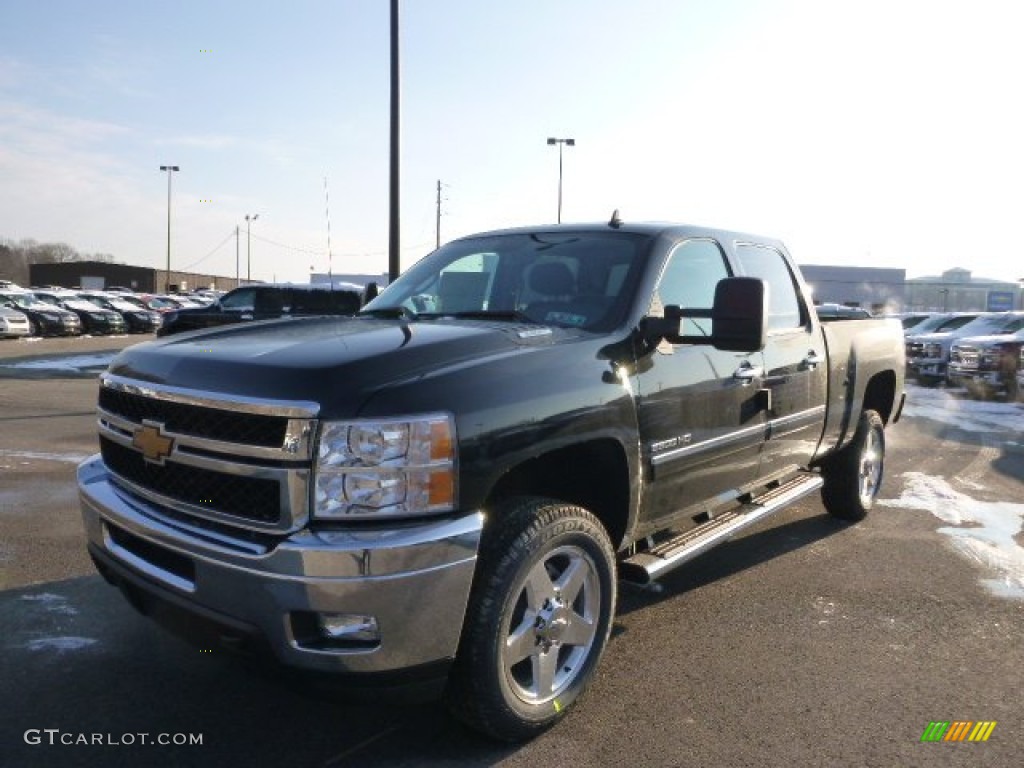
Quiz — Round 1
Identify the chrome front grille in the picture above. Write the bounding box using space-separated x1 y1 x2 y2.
96 373 319 533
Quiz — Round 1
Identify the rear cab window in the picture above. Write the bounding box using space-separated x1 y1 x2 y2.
733 243 808 332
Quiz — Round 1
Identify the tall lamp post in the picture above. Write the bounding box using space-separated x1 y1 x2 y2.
245 214 259 283
159 165 179 291
546 137 575 223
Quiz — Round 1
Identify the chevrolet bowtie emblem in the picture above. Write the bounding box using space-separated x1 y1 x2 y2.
133 421 175 465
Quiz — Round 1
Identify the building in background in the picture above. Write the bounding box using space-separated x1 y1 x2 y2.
29 261 238 293
904 268 1022 312
310 272 389 290
799 265 907 314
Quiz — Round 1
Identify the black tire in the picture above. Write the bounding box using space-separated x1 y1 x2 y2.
820 409 885 521
446 497 616 742
27 318 39 336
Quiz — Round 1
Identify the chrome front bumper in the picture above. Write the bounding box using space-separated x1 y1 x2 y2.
79 454 483 675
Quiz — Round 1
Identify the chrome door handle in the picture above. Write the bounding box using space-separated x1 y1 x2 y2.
733 365 764 383
803 351 823 369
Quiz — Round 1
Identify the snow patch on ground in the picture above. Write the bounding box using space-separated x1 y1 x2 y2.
0 449 91 464
20 592 78 616
26 636 98 652
903 384 1024 436
1 353 115 372
879 472 1024 599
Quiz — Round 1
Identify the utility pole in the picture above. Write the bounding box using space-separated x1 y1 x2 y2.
546 138 575 223
436 179 442 249
235 225 240 287
388 0 401 282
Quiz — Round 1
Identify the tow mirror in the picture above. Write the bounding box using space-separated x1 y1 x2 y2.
642 277 767 352
708 277 767 352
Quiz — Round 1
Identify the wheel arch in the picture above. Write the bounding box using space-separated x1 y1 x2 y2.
484 438 632 550
862 370 897 425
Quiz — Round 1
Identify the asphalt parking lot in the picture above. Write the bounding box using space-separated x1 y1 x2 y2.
0 343 1021 767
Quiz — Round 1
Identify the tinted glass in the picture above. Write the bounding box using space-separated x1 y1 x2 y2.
651 239 730 336
366 232 650 331
734 244 804 330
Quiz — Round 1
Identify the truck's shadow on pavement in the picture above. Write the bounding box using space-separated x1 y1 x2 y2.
0 575 516 767
616 512 848 618
1 513 847 767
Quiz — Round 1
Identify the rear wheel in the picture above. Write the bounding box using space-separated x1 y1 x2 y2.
821 410 885 522
446 497 616 742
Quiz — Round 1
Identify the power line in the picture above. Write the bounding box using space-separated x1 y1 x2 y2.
249 231 328 256
180 230 235 270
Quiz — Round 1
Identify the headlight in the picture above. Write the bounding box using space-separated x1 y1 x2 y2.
314 413 456 520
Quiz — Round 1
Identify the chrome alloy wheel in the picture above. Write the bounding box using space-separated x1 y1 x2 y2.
501 544 601 704
857 424 884 506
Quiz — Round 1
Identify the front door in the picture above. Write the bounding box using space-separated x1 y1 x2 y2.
635 239 766 531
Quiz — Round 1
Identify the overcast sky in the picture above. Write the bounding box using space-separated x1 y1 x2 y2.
1 0 1022 284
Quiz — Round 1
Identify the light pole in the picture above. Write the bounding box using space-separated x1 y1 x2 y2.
546 137 575 223
159 165 179 291
245 214 259 283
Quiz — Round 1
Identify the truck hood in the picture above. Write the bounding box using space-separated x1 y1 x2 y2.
907 331 957 343
107 315 575 416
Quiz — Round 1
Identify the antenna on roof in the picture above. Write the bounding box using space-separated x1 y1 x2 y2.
608 209 623 229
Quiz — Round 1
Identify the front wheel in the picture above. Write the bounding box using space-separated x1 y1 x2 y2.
446 497 616 742
820 409 885 521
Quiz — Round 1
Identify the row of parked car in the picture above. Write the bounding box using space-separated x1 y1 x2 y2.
0 284 220 338
0 281 370 340
900 310 1024 400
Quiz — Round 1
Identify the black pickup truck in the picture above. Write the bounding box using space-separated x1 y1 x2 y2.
78 218 905 741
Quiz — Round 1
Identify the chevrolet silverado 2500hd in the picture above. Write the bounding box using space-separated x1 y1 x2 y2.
79 218 905 741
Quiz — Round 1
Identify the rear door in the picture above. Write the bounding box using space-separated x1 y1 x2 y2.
732 243 827 481
635 238 766 527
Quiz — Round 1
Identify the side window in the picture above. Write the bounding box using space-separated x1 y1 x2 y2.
220 288 256 310
651 239 730 337
254 289 287 314
733 244 804 331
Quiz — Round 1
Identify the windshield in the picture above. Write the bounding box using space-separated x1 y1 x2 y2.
956 313 1024 335
2 293 50 310
363 231 650 331
926 314 977 333
65 300 105 312
107 300 140 312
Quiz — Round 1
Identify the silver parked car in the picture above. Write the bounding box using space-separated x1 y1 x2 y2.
0 304 31 337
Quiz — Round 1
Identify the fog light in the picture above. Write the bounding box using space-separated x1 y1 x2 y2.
318 613 380 644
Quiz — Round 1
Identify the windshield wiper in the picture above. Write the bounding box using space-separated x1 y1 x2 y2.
358 306 418 320
441 310 536 323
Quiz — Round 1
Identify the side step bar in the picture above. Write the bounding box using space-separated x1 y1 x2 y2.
619 472 824 585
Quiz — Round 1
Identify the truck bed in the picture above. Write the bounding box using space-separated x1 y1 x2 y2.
815 316 906 460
